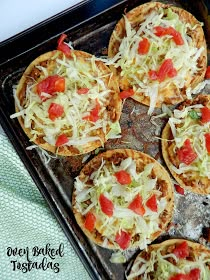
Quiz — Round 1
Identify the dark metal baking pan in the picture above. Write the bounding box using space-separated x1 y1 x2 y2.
0 0 209 279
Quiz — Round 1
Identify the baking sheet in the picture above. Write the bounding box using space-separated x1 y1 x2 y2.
0 0 209 279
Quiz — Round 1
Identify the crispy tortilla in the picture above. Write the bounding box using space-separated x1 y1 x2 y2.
162 94 210 195
108 1 207 108
72 148 174 250
127 239 210 279
14 50 122 156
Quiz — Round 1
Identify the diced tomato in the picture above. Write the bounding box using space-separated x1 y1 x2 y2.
114 170 132 185
83 99 100 122
138 37 150 55
148 59 177 82
172 241 189 259
146 194 158 212
169 28 184 45
201 107 210 123
99 194 114 217
174 183 184 194
115 230 131 250
119 88 134 99
55 134 69 147
177 139 197 165
148 70 158 80
128 194 145 216
77 88 89 94
205 66 210 79
188 268 200 280
57 33 67 46
57 33 71 57
48 103 64 121
154 26 168 37
89 99 100 122
168 67 178 77
37 75 65 100
205 133 210 153
154 26 184 45
84 212 96 232
174 184 185 195
157 59 177 82
57 43 71 57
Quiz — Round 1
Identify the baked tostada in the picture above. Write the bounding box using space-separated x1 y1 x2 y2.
11 38 122 156
108 2 207 114
72 148 174 250
126 238 210 279
162 94 210 195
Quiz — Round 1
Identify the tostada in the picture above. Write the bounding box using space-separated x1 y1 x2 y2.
162 94 210 195
72 148 174 250
108 2 207 114
126 238 210 279
11 38 122 156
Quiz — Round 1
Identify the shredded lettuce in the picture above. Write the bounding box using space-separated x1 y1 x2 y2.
105 121 121 140
110 251 127 264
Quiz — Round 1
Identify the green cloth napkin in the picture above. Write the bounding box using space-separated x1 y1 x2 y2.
0 132 91 280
